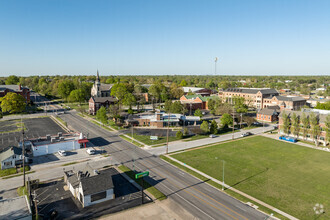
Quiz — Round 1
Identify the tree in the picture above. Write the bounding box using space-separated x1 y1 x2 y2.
301 113 309 140
170 83 184 99
282 112 291 135
123 93 136 110
170 101 183 114
194 109 203 117
179 80 187 87
96 106 108 125
183 127 189 137
200 121 210 134
164 100 172 112
5 75 19 85
111 83 128 103
176 131 183 139
0 92 26 113
69 89 85 103
215 103 232 115
243 116 256 127
58 80 75 101
325 115 330 146
210 120 218 134
310 113 321 145
291 113 300 138
233 97 248 113
221 113 233 129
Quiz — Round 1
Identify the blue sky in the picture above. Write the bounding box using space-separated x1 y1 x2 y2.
0 0 329 76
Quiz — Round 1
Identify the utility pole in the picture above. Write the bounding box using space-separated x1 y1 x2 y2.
166 112 170 154
232 107 235 140
131 125 133 143
21 118 25 187
32 190 38 219
214 57 218 75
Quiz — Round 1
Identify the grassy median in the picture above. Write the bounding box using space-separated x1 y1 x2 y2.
118 165 167 201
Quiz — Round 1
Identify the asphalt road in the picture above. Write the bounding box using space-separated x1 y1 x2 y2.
60 113 270 220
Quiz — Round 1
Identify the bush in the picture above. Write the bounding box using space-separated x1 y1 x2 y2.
183 127 189 136
176 131 183 139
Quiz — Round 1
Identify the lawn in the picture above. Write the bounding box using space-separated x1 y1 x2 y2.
131 134 179 146
171 136 330 220
65 102 89 111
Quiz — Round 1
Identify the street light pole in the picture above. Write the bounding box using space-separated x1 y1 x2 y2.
166 112 170 154
215 157 225 191
232 107 235 140
21 118 25 187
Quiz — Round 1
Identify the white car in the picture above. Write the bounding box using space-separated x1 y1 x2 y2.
58 150 67 156
209 134 217 138
86 148 96 155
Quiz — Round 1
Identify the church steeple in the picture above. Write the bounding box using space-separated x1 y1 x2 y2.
96 70 100 82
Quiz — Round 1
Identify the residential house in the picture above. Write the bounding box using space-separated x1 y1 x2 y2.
0 147 29 170
0 84 30 103
64 165 114 208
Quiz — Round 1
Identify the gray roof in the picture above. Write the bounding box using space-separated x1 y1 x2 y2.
0 196 31 219
0 147 23 162
99 83 113 92
275 96 306 102
267 105 280 110
0 85 29 92
258 108 278 116
91 96 117 103
224 88 278 95
81 172 114 195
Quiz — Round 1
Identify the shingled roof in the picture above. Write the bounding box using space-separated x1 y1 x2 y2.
80 172 114 195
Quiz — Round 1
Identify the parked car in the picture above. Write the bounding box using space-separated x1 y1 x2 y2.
86 148 96 155
279 135 297 143
58 150 67 156
209 134 217 138
241 132 252 137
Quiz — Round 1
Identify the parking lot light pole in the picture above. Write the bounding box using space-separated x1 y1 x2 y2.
166 112 170 154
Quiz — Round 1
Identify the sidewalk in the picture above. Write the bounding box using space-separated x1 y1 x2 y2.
165 155 298 220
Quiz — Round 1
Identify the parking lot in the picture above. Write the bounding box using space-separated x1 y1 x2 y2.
36 168 151 219
0 117 66 152
31 147 101 167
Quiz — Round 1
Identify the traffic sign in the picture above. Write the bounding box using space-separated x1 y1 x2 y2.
150 136 158 140
135 171 149 179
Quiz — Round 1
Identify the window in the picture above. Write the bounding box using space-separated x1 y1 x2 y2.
91 191 107 202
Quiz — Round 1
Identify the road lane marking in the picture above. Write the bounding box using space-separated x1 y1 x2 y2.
67 114 248 220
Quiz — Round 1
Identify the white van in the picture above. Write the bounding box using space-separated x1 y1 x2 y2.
86 148 96 155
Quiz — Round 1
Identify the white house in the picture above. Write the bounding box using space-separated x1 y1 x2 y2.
0 147 29 170
64 165 115 208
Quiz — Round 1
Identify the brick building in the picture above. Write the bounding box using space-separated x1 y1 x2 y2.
256 107 280 122
278 110 329 146
263 96 306 110
0 84 30 103
180 95 211 111
221 88 279 109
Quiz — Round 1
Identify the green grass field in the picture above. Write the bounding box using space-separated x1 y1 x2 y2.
172 136 330 220
131 133 179 146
